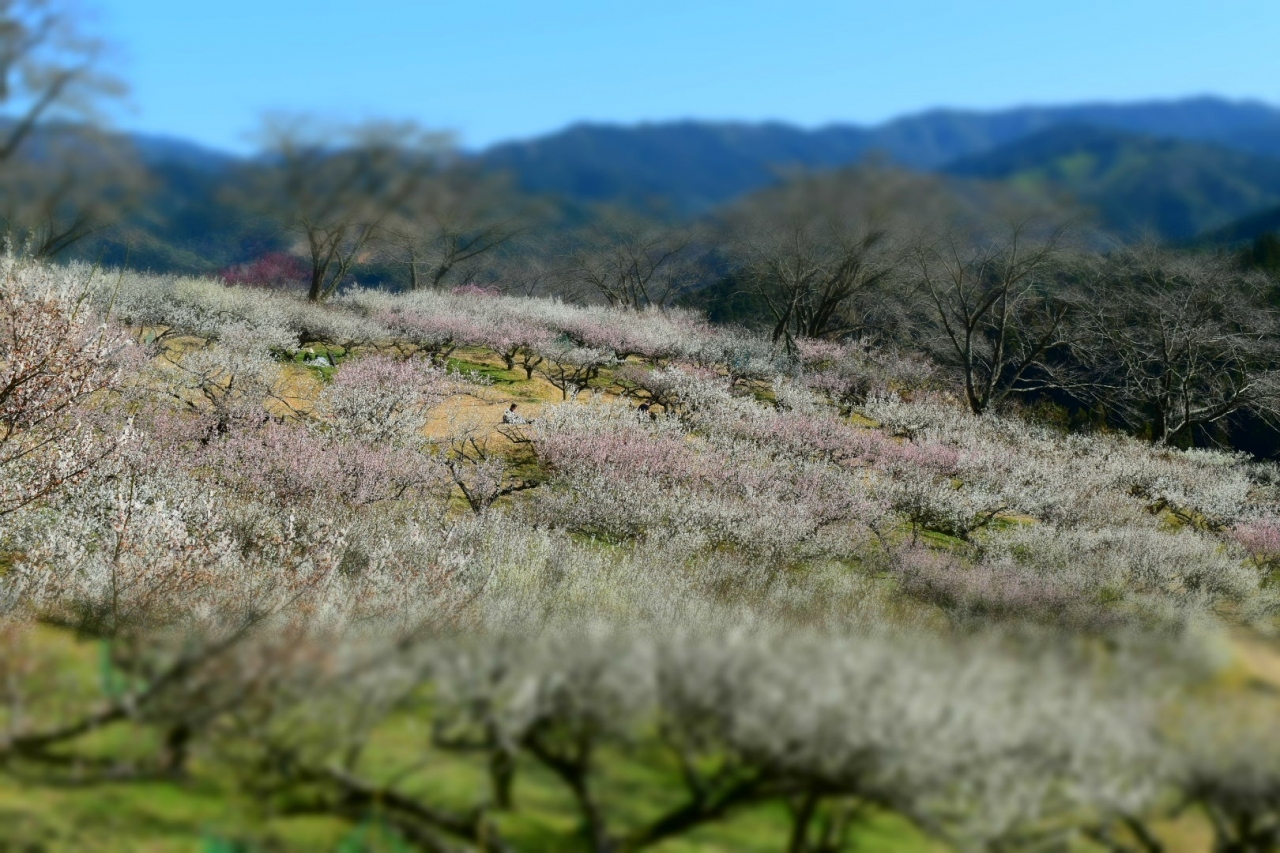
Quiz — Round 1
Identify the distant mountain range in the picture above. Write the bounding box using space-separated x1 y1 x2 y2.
127 131 241 173
480 97 1280 222
51 96 1280 273
940 124 1280 240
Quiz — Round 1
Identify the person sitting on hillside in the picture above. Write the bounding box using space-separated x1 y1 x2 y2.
502 403 530 425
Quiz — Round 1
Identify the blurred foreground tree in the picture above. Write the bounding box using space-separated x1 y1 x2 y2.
0 0 122 161
0 125 145 257
0 1 143 257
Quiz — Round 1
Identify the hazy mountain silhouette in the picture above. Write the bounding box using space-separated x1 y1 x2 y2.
38 95 1280 269
480 96 1280 214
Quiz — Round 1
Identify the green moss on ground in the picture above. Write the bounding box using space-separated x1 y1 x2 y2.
0 632 937 853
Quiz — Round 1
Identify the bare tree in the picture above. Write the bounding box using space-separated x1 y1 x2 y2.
0 1 122 161
569 217 697 310
736 214 897 349
1076 247 1280 445
489 249 557 297
912 224 1075 415
716 161 1077 352
385 168 525 292
253 119 448 302
0 1 141 257
0 125 145 258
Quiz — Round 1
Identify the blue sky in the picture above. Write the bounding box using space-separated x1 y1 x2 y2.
97 0 1280 153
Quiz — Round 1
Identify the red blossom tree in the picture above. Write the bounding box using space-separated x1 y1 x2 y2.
218 252 309 290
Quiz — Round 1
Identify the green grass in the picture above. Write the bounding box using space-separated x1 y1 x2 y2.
445 356 523 385
0 723 938 852
0 775 350 851
0 760 937 852
0 629 939 852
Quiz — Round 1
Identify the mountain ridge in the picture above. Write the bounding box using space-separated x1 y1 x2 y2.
106 95 1280 202
36 95 1280 272
478 96 1280 215
939 123 1280 239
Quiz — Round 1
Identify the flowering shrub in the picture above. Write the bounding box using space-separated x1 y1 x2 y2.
1229 517 1280 586
314 353 454 443
449 283 500 298
796 336 937 411
374 304 493 364
530 400 887 558
860 394 1266 530
218 252 308 290
201 420 447 510
947 524 1259 629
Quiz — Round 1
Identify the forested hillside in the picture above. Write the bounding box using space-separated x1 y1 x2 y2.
941 125 1280 239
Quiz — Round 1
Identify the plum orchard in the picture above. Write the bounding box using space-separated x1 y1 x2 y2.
1 257 1279 851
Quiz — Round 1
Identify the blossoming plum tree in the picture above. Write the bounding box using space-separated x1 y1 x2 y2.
0 258 125 519
0 257 1277 850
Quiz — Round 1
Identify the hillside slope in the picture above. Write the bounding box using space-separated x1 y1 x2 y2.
941 125 1280 239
